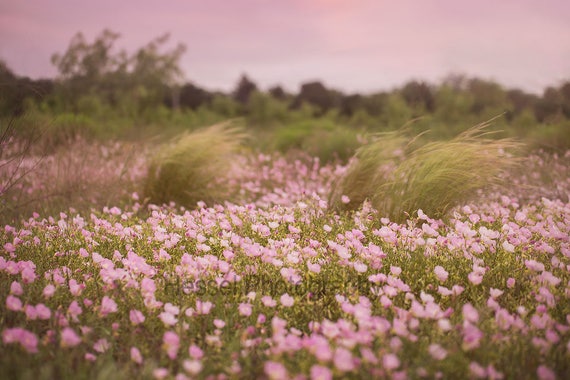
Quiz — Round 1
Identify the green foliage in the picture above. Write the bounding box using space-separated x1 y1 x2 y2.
143 122 246 208
330 121 523 222
272 119 362 163
527 121 570 151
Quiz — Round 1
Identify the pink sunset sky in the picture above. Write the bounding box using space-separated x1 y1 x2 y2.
1 0 569 94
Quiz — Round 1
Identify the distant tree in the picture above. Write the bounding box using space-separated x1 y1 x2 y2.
293 81 341 115
179 82 212 109
232 74 257 105
340 94 364 117
268 85 290 101
534 87 563 123
506 89 538 118
0 60 54 116
400 80 434 113
50 29 186 115
467 78 508 115
559 81 570 119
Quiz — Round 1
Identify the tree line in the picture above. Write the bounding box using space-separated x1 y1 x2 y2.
1 29 570 130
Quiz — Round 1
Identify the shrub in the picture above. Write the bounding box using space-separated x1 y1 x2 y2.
272 119 362 163
143 122 246 208
330 121 522 222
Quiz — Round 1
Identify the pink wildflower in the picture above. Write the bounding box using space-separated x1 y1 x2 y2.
310 365 333 380
10 281 23 295
238 303 253 317
333 347 355 372
100 296 118 317
428 344 447 360
43 284 56 299
130 346 143 364
537 365 556 380
25 305 38 320
183 359 203 375
469 362 487 378
60 327 81 347
383 353 400 371
35 303 51 320
262 296 277 307
434 266 449 282
264 361 288 380
153 368 169 380
280 293 294 307
163 331 180 360
93 338 110 353
189 344 204 359
6 295 22 311
129 309 145 325
2 328 38 353
462 303 479 323
159 311 178 326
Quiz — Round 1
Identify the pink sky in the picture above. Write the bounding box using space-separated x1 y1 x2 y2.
1 0 569 94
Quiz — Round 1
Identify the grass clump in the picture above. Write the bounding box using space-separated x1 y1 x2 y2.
330 120 522 222
143 121 246 208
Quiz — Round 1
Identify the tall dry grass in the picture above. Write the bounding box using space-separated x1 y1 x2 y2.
143 122 246 208
330 121 522 222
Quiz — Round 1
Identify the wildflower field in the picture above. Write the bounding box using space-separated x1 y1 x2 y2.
1 127 570 379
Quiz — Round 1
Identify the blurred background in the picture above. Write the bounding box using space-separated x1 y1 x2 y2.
1 0 570 149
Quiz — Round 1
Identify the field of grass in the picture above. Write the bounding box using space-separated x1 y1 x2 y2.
1 122 570 379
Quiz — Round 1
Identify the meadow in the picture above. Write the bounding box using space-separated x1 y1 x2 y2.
1 119 569 379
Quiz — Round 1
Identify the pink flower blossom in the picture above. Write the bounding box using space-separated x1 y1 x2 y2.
525 259 545 272
239 303 253 317
383 353 400 371
130 346 143 364
428 344 447 360
390 266 402 276
434 266 449 282
100 296 118 317
159 312 178 326
35 303 51 320
2 328 38 353
6 295 22 311
163 331 180 360
130 309 145 325
67 300 82 321
189 344 204 359
262 296 277 307
310 364 333 380
469 362 487 378
468 271 483 285
153 368 169 380
280 293 294 307
490 288 504 299
93 338 110 353
42 284 56 299
462 303 479 323
25 305 38 320
21 267 37 283
60 327 81 348
69 279 83 296
462 323 484 350
183 359 203 375
264 361 288 380
537 365 556 380
10 281 23 295
195 300 213 315
334 347 355 372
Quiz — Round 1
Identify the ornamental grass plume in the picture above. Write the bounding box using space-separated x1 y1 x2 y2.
143 121 246 208
330 120 522 222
